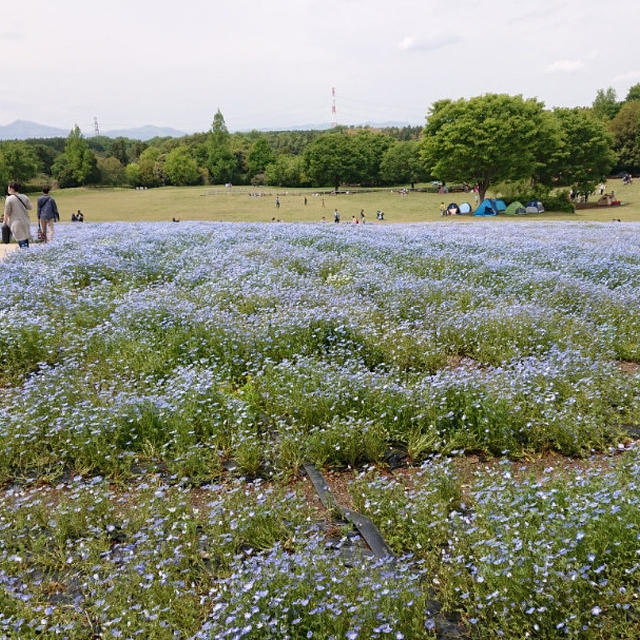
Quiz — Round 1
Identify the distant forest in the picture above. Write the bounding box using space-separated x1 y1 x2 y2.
1 83 639 193
0 117 425 191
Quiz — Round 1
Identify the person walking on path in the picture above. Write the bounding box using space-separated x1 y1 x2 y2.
275 196 280 209
3 181 32 248
37 185 59 243
333 208 341 223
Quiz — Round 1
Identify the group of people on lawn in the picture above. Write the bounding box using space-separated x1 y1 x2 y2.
2 182 84 248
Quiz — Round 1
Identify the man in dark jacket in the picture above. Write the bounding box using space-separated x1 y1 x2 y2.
37 185 60 243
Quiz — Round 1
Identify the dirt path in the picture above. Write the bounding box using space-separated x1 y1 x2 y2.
0 244 18 261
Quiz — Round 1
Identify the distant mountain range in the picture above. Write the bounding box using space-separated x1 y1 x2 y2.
0 119 418 142
0 120 188 141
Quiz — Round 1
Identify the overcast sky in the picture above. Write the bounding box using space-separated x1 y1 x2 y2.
3 0 639 134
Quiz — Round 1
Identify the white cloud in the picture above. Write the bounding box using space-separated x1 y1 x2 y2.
612 70 640 83
398 34 461 53
398 35 417 51
545 59 584 73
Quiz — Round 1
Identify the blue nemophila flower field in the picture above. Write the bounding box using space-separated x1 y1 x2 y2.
353 451 640 639
0 477 435 639
1 221 639 480
1 221 640 637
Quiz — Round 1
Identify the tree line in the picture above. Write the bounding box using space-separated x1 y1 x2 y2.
1 85 638 196
0 113 425 192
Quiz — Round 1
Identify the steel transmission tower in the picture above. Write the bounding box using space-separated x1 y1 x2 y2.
93 117 100 136
331 87 337 128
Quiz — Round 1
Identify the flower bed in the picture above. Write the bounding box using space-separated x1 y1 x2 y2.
1 220 640 637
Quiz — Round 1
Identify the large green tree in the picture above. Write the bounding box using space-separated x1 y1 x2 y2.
164 145 200 185
350 130 394 186
129 141 148 163
264 154 305 187
592 87 621 120
551 107 615 198
303 132 365 191
380 141 428 187
625 83 640 103
0 141 40 184
109 138 129 166
207 110 236 184
138 147 165 187
64 125 97 185
125 162 142 187
421 94 552 200
609 101 640 173
529 110 567 187
247 137 276 179
97 156 126 186
31 143 58 176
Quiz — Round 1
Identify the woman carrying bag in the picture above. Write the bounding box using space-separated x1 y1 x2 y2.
3 181 32 248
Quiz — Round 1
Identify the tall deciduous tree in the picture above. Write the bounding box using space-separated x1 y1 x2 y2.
32 143 58 176
609 101 640 173
265 154 305 187
98 156 126 186
207 110 236 184
164 145 200 185
303 132 364 191
109 138 129 166
247 137 275 179
125 162 142 187
592 87 621 120
64 125 97 185
551 107 615 198
380 141 428 187
138 147 165 187
625 83 640 103
350 130 394 185
421 94 551 200
0 141 40 184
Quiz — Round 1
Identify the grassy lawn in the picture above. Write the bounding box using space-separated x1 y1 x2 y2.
45 178 640 224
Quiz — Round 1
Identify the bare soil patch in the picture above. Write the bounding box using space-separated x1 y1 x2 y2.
291 447 634 515
446 355 482 371
619 361 640 375
0 449 634 524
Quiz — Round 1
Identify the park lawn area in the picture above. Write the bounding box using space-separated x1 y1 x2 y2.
48 178 640 224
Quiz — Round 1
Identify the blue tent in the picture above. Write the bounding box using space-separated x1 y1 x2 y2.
473 198 498 216
494 199 507 213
